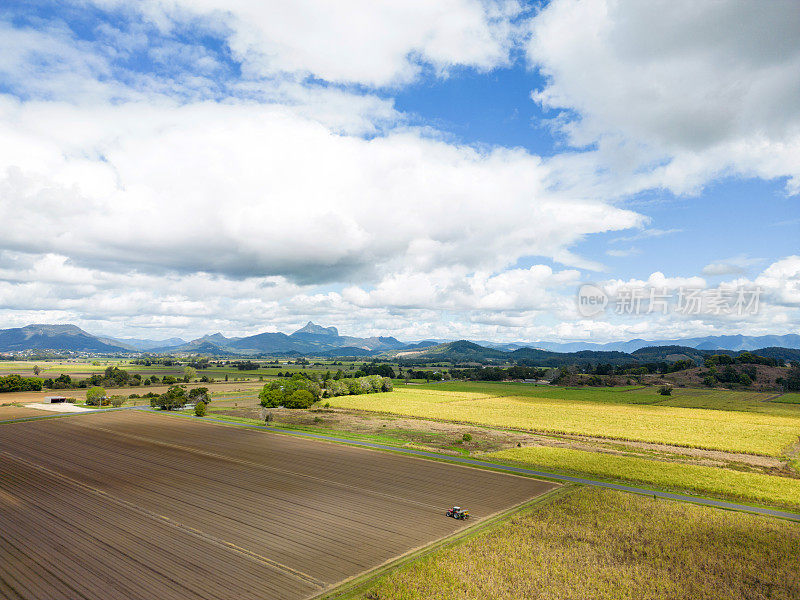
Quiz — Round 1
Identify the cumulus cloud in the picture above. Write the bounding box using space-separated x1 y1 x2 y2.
1 245 797 343
92 0 522 87
527 0 800 195
0 1 797 343
343 265 580 312
0 96 642 286
756 256 800 307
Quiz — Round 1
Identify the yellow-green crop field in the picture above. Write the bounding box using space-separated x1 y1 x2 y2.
488 445 800 509
328 387 800 456
354 486 800 600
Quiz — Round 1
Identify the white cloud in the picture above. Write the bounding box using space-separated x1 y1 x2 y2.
701 263 746 277
0 2 797 344
0 96 643 286
756 255 800 307
93 0 522 87
343 265 580 312
527 0 800 195
611 228 682 243
606 247 639 258
701 255 763 277
0 20 114 101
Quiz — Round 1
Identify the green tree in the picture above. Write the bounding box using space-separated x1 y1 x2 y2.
33 365 41 376
85 386 107 406
194 400 207 417
184 366 197 381
259 388 285 408
0 374 43 393
188 387 209 403
151 385 187 410
284 389 315 409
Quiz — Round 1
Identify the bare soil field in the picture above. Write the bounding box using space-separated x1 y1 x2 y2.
0 410 555 600
0 405 55 422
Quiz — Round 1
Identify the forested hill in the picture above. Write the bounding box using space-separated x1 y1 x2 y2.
391 340 800 367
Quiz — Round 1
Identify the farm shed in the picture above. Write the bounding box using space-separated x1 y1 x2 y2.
43 396 67 404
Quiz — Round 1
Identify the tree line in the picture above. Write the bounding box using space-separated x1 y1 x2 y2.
0 374 43 393
260 373 392 409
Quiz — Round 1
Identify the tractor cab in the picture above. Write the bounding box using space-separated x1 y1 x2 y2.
446 506 470 520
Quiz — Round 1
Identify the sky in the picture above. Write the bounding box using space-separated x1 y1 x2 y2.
0 0 798 343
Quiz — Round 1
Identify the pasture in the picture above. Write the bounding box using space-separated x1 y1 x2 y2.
353 486 800 600
328 385 800 456
0 410 555 600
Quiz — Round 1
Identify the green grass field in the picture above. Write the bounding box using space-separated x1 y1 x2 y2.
352 486 800 600
488 445 800 509
773 393 800 405
328 386 800 456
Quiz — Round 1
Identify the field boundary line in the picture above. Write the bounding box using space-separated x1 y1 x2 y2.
0 449 327 590
157 411 800 521
312 485 573 600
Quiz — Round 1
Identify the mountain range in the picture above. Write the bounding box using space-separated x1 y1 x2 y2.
0 323 798 362
391 340 800 366
0 324 128 353
478 334 800 353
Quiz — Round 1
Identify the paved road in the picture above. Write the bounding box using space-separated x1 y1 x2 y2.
7 407 800 521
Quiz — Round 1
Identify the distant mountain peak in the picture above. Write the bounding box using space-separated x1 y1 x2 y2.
292 321 339 337
202 332 230 343
0 323 127 352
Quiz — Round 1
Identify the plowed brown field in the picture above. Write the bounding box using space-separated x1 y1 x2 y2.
0 410 556 600
0 405 52 422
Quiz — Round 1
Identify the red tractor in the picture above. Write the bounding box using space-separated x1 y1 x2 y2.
446 506 470 520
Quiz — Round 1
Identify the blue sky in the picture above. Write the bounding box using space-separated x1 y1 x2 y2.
0 0 798 342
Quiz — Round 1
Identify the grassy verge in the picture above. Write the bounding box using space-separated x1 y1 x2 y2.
488 445 800 511
347 486 800 600
189 409 471 452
